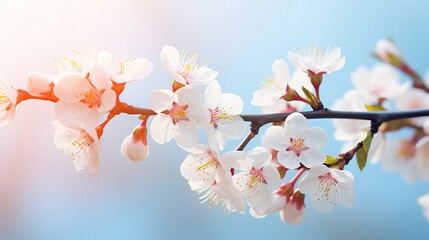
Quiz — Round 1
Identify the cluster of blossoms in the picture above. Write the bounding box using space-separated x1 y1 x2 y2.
1 40 429 224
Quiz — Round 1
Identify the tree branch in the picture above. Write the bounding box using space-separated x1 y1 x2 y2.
240 108 429 126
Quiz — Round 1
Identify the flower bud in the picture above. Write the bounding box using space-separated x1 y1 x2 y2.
374 39 402 66
26 71 56 95
280 190 305 224
121 125 149 162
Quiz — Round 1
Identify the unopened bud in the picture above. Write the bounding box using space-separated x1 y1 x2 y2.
374 39 402 66
26 71 56 95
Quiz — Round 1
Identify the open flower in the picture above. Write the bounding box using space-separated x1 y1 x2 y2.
53 121 100 175
54 71 116 128
288 45 345 75
251 59 290 107
160 45 218 86
351 64 409 101
96 51 153 84
231 147 281 211
180 144 245 190
194 169 246 214
299 165 355 213
205 80 246 148
264 112 327 169
0 76 18 127
149 85 207 148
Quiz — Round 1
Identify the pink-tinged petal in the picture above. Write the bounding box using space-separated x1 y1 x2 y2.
173 120 198 148
277 151 301 169
263 166 281 190
249 208 267 219
304 127 328 148
54 74 91 102
248 147 271 169
188 67 218 85
160 45 180 72
55 101 99 130
149 114 173 144
280 202 305 224
26 71 56 95
219 150 247 170
98 88 116 113
264 125 289 151
88 66 113 90
307 164 330 177
150 89 173 113
204 80 222 110
309 188 337 213
299 148 326 168
121 135 149 162
285 112 308 137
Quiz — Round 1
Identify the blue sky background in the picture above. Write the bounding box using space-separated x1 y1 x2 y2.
0 0 429 239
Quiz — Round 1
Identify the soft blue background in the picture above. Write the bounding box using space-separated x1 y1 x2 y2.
1 0 429 239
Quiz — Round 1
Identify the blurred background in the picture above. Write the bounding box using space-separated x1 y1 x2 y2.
0 0 429 239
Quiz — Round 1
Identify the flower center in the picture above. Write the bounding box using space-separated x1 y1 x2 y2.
195 150 219 173
209 108 236 128
0 95 11 107
247 167 266 189
169 103 190 124
317 173 339 203
62 130 95 160
287 138 309 156
80 88 104 108
177 49 199 83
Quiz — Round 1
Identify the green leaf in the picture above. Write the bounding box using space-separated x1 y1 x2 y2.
324 155 338 165
365 105 386 111
356 130 373 171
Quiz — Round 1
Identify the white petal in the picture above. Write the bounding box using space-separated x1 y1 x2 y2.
277 151 301 169
299 148 326 168
160 45 180 72
248 147 271 169
54 74 91 102
173 120 198 148
98 88 116 113
263 166 281 190
150 89 173 113
304 127 328 148
264 125 289 151
219 150 247 170
55 101 99 130
188 67 218 85
285 112 308 137
149 114 173 144
204 80 222 110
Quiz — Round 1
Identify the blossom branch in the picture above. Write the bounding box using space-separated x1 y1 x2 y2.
240 108 429 126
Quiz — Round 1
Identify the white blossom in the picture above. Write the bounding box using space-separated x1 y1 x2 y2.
299 165 355 213
264 112 327 169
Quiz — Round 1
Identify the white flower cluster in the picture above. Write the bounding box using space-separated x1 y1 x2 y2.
1 40 428 224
